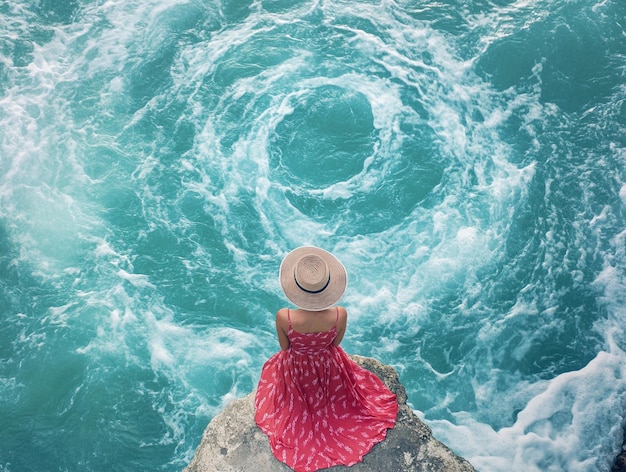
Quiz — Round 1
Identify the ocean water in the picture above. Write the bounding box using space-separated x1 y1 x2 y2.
1 0 625 471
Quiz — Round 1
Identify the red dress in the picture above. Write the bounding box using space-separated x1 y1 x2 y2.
254 308 398 472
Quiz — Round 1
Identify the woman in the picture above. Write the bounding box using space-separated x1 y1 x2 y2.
254 246 398 472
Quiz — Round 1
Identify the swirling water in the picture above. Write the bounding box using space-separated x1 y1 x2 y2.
1 0 625 471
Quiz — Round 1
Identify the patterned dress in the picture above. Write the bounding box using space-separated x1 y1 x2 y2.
254 308 398 472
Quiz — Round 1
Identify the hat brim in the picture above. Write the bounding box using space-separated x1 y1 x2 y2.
279 246 347 311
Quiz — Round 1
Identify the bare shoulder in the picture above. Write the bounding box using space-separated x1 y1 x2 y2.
276 307 289 323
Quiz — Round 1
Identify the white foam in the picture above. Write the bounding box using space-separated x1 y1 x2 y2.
426 346 626 472
117 269 155 289
45 302 79 327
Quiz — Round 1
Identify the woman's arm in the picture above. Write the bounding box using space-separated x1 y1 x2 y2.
275 308 290 351
332 306 347 346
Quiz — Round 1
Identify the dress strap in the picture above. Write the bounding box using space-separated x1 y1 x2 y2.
335 306 339 326
287 309 292 329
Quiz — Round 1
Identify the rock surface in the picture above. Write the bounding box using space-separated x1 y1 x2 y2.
612 424 626 472
184 355 475 472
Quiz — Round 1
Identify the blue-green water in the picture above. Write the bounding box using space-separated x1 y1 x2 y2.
1 0 625 471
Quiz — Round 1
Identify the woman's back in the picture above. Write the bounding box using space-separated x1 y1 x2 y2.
286 308 339 354
286 307 340 333
276 306 347 351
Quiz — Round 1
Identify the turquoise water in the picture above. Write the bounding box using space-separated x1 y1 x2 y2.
1 0 625 470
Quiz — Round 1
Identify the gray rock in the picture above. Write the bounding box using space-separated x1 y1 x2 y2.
183 355 476 472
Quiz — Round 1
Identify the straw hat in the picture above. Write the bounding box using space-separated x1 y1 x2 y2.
279 246 347 311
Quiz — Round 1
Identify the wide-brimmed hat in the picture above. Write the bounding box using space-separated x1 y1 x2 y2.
279 246 347 311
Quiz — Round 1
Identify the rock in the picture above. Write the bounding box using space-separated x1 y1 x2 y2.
612 426 626 472
613 454 626 472
183 355 476 472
